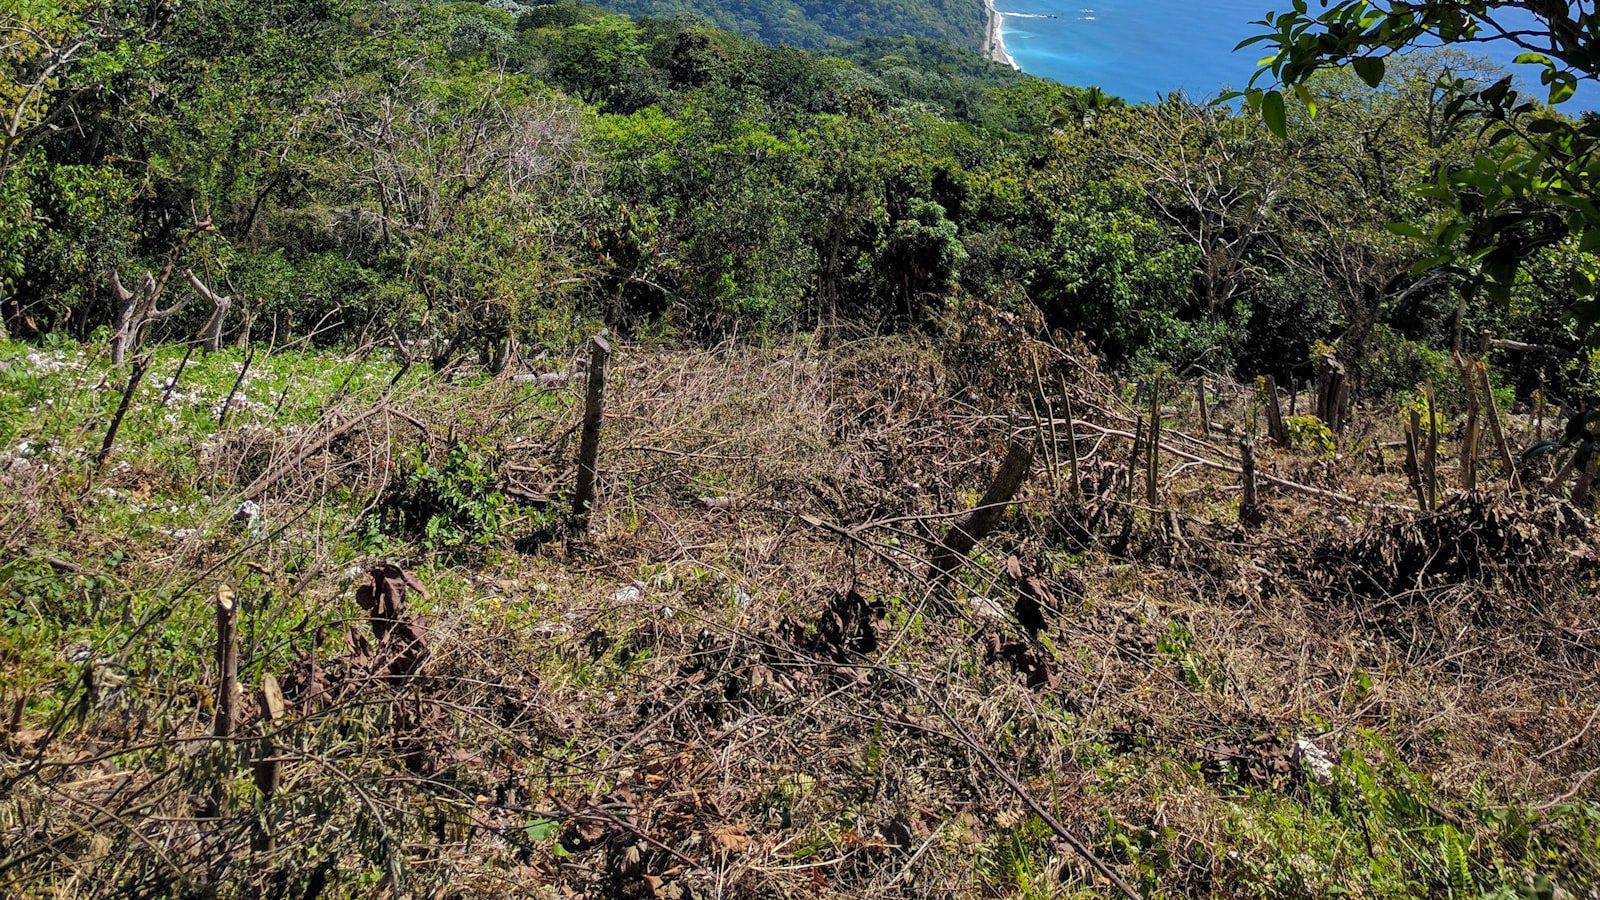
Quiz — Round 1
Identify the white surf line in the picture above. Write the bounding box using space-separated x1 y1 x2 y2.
985 0 1020 69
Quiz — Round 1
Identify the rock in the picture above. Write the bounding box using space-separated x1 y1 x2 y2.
232 499 262 530
1293 737 1336 784
967 596 1009 622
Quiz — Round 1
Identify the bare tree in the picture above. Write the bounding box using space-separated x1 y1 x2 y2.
109 271 190 366
318 64 596 367
1113 96 1288 318
183 270 231 353
105 222 213 364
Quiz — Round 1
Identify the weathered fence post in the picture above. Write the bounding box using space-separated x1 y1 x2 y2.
572 333 613 534
1195 376 1211 438
1262 375 1288 447
1239 437 1262 529
927 437 1034 587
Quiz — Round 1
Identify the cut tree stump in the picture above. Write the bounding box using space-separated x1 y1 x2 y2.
252 673 286 853
927 437 1034 587
1314 354 1348 433
214 586 239 739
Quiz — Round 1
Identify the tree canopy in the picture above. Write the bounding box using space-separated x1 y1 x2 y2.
1243 1 1600 343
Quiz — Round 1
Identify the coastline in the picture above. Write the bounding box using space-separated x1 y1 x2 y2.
983 0 1018 70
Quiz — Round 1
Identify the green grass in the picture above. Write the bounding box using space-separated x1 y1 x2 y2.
0 337 419 736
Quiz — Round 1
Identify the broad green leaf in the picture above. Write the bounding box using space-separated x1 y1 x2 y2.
1261 89 1287 137
1352 56 1384 87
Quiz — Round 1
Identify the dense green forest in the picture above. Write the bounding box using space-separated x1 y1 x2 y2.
4 0 1594 397
570 0 985 50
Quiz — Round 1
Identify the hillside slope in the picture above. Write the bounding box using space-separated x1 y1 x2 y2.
573 0 986 49
2 335 1596 897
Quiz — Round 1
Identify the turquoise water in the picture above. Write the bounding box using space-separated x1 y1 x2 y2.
996 0 1592 108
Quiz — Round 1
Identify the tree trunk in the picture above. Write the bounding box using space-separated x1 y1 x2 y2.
927 437 1034 586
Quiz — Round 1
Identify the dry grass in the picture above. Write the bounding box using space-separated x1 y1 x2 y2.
1 333 1596 898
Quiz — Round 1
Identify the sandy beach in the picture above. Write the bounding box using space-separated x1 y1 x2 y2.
983 0 1018 69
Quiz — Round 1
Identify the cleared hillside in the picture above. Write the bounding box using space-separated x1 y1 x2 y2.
2 332 1595 897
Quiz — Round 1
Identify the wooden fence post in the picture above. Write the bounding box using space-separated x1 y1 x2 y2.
572 333 613 534
1239 437 1262 529
927 437 1034 587
1262 375 1288 447
1195 376 1211 438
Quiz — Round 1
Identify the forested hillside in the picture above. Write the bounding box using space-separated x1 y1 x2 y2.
578 0 984 50
3 0 1599 897
5 0 1595 390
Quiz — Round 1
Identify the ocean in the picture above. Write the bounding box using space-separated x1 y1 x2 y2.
995 0 1593 109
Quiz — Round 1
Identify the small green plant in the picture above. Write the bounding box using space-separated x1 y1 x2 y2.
378 441 510 550
1156 619 1210 690
1215 734 1600 898
1283 414 1337 455
976 815 1057 899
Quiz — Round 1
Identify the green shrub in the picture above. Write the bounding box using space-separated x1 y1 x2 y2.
1360 326 1454 406
1219 735 1600 898
1284 415 1337 454
377 441 510 550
